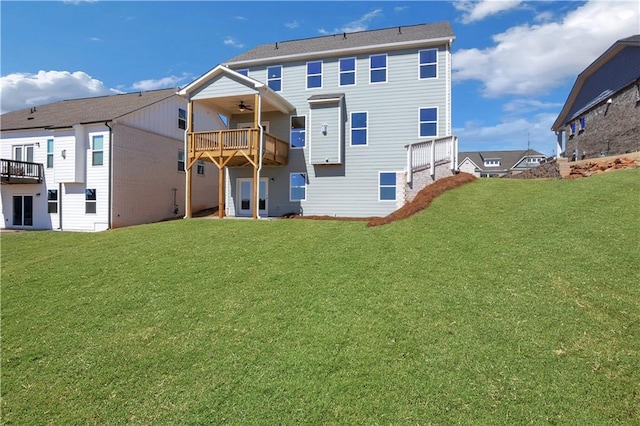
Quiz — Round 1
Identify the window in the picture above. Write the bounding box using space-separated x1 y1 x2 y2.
46 139 54 168
569 122 576 137
484 159 500 167
370 54 387 83
579 117 586 132
290 116 306 148
339 57 356 86
48 189 58 213
178 108 187 130
85 189 96 214
290 173 306 201
237 69 249 76
92 135 104 166
351 112 368 146
419 108 438 137
379 172 396 201
267 66 282 92
307 61 322 89
526 157 541 164
178 151 185 172
197 160 205 175
419 49 437 79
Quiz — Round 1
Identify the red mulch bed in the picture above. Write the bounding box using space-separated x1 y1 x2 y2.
367 172 476 227
282 172 477 227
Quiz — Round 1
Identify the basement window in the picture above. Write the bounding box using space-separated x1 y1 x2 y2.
379 172 397 201
85 189 97 214
48 189 58 214
197 160 205 175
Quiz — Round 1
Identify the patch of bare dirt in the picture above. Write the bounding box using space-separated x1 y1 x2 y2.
505 161 562 179
565 157 639 179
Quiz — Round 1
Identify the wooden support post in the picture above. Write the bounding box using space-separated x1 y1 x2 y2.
253 163 258 219
186 101 194 218
218 166 225 218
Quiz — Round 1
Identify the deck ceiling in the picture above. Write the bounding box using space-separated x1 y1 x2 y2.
195 95 285 118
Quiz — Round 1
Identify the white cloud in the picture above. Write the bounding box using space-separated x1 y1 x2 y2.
502 99 564 114
319 9 383 35
455 113 559 155
224 36 244 49
0 70 116 114
452 1 640 98
234 16 246 21
285 20 299 29
89 37 102 42
131 75 188 91
455 0 523 24
394 6 408 13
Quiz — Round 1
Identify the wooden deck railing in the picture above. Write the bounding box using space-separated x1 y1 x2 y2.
406 135 458 183
0 159 44 184
189 129 288 166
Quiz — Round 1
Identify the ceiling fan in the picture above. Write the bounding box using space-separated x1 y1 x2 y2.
237 101 253 112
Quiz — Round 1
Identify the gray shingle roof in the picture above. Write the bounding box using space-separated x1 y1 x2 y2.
1 88 178 131
458 149 545 172
226 21 454 65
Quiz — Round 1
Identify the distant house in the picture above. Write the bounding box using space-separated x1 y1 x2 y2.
552 34 640 160
1 89 223 231
178 22 458 219
458 150 546 178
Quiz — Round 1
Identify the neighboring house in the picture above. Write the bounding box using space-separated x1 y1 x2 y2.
1 89 223 231
552 34 640 161
458 150 546 178
178 22 458 219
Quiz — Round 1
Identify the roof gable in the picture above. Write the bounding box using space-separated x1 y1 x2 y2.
225 21 454 66
1 88 179 131
458 149 545 171
552 34 640 131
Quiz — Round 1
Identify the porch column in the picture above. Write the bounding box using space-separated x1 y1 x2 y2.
186 101 194 218
218 166 225 218
252 165 258 219
253 93 260 220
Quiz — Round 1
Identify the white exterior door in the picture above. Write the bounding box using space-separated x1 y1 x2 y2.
236 178 268 217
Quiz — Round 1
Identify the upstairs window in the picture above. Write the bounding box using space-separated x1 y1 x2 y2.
48 189 58 214
290 116 306 149
92 135 104 166
178 108 187 130
569 122 576 136
419 49 437 79
419 107 438 137
370 54 387 83
237 69 249 76
290 173 307 201
339 57 356 86
307 61 322 89
85 189 97 214
484 159 500 167
178 151 185 172
579 117 586 132
379 172 396 201
267 66 282 92
350 112 368 146
47 139 54 168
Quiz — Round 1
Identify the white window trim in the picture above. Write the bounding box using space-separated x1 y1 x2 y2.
267 65 283 92
378 171 398 202
47 189 58 214
91 135 104 166
85 189 97 214
339 57 357 87
289 172 307 202
178 151 185 172
196 159 205 175
369 53 388 84
306 60 323 90
350 111 368 147
46 139 54 168
237 69 249 76
418 106 439 138
290 115 306 150
418 48 438 80
484 159 500 167
178 108 187 130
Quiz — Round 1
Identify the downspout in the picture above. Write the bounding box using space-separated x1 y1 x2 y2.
183 126 188 218
257 94 264 219
105 121 113 229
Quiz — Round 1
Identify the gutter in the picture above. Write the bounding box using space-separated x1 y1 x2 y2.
105 121 113 229
257 94 264 219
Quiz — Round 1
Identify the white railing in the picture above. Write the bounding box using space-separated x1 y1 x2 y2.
406 135 458 183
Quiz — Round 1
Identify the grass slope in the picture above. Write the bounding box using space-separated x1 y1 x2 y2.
2 169 639 424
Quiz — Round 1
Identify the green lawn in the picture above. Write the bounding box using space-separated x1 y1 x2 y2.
2 169 639 424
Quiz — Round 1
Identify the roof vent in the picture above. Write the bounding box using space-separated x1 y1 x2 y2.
343 32 346 39
30 107 36 114
275 41 278 50
398 26 402 35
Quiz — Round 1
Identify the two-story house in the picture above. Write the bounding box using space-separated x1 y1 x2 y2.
178 22 458 219
1 89 223 231
551 34 640 160
458 149 546 178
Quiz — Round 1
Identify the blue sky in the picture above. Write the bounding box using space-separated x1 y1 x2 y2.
1 1 638 155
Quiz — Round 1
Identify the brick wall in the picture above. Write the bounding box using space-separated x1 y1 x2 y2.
404 161 454 203
565 82 640 160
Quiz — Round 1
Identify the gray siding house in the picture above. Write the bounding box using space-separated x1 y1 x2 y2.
458 150 546 178
552 34 640 160
179 22 457 218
